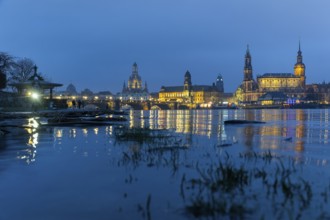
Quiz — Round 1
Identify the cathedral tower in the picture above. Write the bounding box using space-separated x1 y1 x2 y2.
184 70 192 91
216 74 224 92
294 42 306 87
242 45 256 93
244 45 253 81
183 70 192 101
127 62 142 90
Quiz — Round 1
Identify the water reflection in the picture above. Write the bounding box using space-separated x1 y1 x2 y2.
52 126 116 158
2 109 329 165
17 118 40 164
129 109 330 153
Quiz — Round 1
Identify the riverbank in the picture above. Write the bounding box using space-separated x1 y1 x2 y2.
0 109 127 120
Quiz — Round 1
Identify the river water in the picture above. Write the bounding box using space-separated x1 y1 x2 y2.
0 109 330 219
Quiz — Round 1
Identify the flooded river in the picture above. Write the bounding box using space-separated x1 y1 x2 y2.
0 109 330 219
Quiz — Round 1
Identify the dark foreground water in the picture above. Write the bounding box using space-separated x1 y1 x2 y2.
0 109 330 219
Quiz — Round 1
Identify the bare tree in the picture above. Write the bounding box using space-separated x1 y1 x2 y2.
8 58 36 83
0 52 15 73
0 52 15 89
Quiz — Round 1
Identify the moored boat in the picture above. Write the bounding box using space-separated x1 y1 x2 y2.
224 119 265 125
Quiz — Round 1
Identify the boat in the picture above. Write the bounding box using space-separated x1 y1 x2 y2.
224 119 265 125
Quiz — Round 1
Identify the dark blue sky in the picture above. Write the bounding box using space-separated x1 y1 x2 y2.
1 0 330 93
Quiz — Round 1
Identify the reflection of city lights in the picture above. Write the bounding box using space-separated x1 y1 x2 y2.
56 129 63 138
17 148 37 164
94 128 99 135
140 110 145 128
26 118 39 134
28 133 39 148
70 129 77 138
83 128 88 136
129 111 134 128
106 126 113 135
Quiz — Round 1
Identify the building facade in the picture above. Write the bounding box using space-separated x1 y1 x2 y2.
236 44 306 105
159 71 222 108
118 63 150 101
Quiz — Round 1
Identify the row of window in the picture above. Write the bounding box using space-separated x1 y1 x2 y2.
258 79 300 88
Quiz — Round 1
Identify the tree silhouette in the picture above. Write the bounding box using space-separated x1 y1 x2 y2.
8 58 36 83
0 52 15 90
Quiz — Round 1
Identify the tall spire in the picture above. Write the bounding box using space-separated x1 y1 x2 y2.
294 41 306 87
184 70 192 91
132 62 138 75
246 44 250 56
296 41 303 64
244 45 253 81
122 81 127 92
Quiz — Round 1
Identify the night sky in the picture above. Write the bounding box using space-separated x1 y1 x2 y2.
1 0 329 94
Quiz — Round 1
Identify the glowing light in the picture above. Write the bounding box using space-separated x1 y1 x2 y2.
27 118 39 129
70 128 77 138
28 133 39 148
31 92 40 99
56 129 63 138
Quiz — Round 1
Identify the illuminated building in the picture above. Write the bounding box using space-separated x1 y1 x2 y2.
118 62 150 101
158 70 222 108
305 82 330 104
236 44 306 105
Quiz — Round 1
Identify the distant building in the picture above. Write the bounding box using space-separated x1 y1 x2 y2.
158 70 222 107
66 83 78 95
118 63 150 101
305 82 330 104
216 74 224 93
236 44 306 105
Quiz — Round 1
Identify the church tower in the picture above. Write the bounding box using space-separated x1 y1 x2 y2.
244 45 253 81
242 45 255 93
127 62 142 90
216 74 224 92
294 42 306 87
184 70 192 91
183 70 192 101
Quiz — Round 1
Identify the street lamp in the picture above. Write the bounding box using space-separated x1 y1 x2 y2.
31 92 40 100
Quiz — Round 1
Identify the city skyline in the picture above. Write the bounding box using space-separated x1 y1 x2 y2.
1 0 330 93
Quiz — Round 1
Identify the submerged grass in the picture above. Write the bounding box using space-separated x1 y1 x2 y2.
114 127 174 144
138 194 152 220
114 127 189 173
182 154 328 219
111 127 330 219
